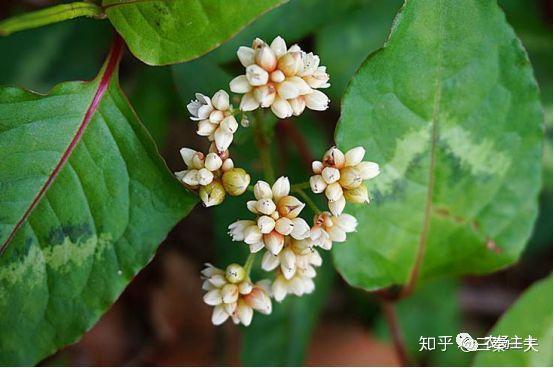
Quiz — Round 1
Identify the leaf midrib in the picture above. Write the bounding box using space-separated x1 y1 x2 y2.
404 0 444 290
0 38 124 255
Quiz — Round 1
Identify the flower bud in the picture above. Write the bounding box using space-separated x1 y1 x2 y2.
321 166 340 184
246 64 269 86
222 158 234 172
191 151 205 169
220 115 238 134
277 51 301 77
230 75 252 93
221 283 239 303
252 37 267 49
199 181 226 207
240 115 250 127
277 195 305 218
237 46 255 67
198 168 214 186
329 196 345 216
309 175 326 193
280 248 297 280
344 146 365 167
257 215 276 234
263 231 284 255
271 97 293 119
272 275 288 302
228 220 255 241
338 166 363 189
239 281 253 295
236 300 253 326
261 251 279 271
270 69 285 83
240 92 260 111
305 90 329 111
209 109 224 123
254 180 272 199
356 161 380 180
224 301 237 315
325 182 343 202
289 97 306 116
256 198 277 215
272 176 290 201
182 170 199 187
274 217 294 235
255 45 277 71
276 80 300 100
344 184 370 204
291 218 311 239
222 168 250 196
203 289 222 306
214 128 233 152
212 89 230 111
211 305 229 325
323 146 345 168
312 160 324 174
270 36 287 58
225 263 246 284
197 119 216 136
244 286 272 315
180 147 196 167
288 76 312 95
204 152 223 171
244 224 263 244
254 84 276 108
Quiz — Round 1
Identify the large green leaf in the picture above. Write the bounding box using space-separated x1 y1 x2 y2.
0 40 197 365
333 0 543 291
473 276 552 367
103 0 286 66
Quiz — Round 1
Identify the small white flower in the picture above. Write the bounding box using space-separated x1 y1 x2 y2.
188 90 238 152
309 146 380 214
311 211 357 250
201 263 272 326
229 177 311 257
230 36 330 118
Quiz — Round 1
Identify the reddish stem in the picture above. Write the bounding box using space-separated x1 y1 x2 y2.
0 34 125 255
381 299 412 366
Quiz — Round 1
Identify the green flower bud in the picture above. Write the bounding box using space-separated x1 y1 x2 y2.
344 184 370 204
199 181 226 207
225 263 246 284
222 168 250 196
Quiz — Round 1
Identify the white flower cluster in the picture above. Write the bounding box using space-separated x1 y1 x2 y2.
310 146 380 215
175 144 250 207
202 263 271 326
183 36 380 327
230 36 330 118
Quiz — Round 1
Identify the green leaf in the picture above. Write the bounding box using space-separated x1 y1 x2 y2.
315 0 403 101
333 0 543 291
102 0 286 66
473 276 552 366
0 40 197 365
0 18 111 93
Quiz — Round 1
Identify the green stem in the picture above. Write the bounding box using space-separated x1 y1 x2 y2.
252 115 275 183
0 2 105 36
243 253 256 276
293 188 321 215
291 181 310 191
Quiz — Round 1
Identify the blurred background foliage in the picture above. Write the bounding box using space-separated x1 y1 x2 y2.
0 0 551 366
